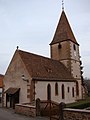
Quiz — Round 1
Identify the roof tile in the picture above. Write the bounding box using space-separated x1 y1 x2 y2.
18 50 74 81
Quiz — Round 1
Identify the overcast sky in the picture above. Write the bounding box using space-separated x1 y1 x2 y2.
0 0 90 78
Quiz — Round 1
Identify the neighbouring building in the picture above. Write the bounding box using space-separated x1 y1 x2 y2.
3 9 84 108
0 74 4 103
84 80 90 96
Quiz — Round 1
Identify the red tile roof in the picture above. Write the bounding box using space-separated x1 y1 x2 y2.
50 11 78 45
0 74 4 88
18 50 74 81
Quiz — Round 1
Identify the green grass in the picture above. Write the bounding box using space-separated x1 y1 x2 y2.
66 97 90 109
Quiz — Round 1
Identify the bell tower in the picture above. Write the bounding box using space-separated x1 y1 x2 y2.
50 10 83 99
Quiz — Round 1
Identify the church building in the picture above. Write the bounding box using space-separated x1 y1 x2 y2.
3 9 83 108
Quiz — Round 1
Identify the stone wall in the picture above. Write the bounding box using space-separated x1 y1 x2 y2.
15 102 90 120
15 104 36 117
63 108 90 120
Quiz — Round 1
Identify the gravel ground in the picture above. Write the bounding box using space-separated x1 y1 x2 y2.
0 107 49 120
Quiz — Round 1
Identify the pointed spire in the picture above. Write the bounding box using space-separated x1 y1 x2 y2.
62 0 64 11
50 11 78 45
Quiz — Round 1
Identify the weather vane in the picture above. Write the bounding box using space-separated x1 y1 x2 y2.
62 0 64 11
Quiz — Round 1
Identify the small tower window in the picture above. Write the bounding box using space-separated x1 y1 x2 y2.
73 44 76 51
58 43 61 49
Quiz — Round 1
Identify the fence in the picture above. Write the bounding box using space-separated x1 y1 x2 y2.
36 98 65 120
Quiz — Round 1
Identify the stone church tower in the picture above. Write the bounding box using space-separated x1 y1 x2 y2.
50 10 83 99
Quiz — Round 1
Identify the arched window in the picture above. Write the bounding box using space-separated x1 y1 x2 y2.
55 82 58 95
76 81 79 96
72 87 74 97
47 84 51 100
67 87 70 93
62 84 65 99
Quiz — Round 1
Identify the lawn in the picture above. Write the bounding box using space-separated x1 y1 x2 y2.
66 97 90 109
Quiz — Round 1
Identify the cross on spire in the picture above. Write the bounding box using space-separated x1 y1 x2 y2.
62 0 64 11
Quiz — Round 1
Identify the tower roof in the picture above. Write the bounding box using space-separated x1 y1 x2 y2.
50 11 79 45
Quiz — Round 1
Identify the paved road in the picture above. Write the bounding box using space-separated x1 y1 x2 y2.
0 107 49 120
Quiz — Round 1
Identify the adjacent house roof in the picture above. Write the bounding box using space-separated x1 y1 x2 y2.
18 50 75 81
5 88 20 95
50 11 78 45
0 74 4 88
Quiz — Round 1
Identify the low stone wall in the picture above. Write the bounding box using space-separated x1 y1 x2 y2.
63 108 90 120
15 101 90 119
15 104 36 117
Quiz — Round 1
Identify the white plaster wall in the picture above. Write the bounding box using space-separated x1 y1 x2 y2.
35 81 76 104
